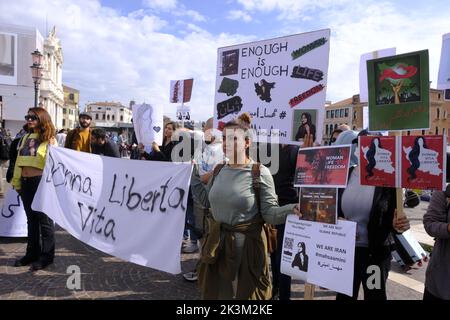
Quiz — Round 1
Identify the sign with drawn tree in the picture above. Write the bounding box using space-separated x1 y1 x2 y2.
367 50 429 131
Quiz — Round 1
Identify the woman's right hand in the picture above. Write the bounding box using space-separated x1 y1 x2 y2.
293 204 303 218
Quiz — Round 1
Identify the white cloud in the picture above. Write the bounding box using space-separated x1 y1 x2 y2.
0 0 246 120
227 10 252 22
142 0 177 11
243 0 450 103
143 0 206 22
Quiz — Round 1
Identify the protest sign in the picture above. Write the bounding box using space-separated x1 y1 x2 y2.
294 145 351 187
214 29 330 145
170 78 194 103
32 146 193 274
401 135 446 191
437 33 450 96
0 189 27 237
367 50 429 131
359 48 396 103
281 215 356 296
299 187 337 224
359 136 398 187
176 104 191 121
132 103 163 146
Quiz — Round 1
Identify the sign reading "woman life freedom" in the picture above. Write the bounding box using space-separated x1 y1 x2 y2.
214 29 330 145
32 146 193 274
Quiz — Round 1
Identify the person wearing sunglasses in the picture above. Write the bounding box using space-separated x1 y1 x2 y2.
11 108 57 271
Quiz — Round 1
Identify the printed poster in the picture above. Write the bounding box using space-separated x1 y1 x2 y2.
214 29 330 145
281 215 356 296
359 136 398 188
367 50 430 131
299 187 337 224
0 189 27 237
294 145 351 187
401 135 446 191
132 103 163 146
170 78 194 103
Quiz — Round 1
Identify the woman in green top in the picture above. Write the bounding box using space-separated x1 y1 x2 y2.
191 113 302 300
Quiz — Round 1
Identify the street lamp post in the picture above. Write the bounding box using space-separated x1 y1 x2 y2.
30 49 43 108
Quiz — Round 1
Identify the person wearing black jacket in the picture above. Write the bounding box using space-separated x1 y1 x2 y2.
90 128 120 158
334 130 410 300
256 142 299 300
138 122 179 161
6 129 27 183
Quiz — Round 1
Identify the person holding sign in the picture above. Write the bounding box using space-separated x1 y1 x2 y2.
334 130 410 300
11 107 57 271
138 122 179 161
191 113 302 300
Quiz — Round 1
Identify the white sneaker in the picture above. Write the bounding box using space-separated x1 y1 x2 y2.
182 240 199 253
183 271 198 282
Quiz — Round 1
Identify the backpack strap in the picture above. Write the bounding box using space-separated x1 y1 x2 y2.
251 163 261 215
209 163 225 188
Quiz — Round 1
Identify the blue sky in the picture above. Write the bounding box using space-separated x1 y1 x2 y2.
1 0 449 120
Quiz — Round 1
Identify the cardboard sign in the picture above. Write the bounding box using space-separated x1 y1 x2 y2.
214 29 330 145
281 216 356 296
401 135 446 190
367 50 430 131
299 187 338 224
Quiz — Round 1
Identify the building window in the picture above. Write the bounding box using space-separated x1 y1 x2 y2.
326 111 330 119
353 111 357 120
112 115 115 121
436 127 439 135
331 110 334 118
95 114 99 120
63 108 67 114
98 107 101 110
103 114 105 120
443 128 446 135
107 115 110 121
438 93 441 99
334 124 338 130
340 109 344 118
69 93 74 101
325 125 329 136
422 130 425 135
62 119 65 127
120 108 124 111
120 115 123 122
345 108 349 117
437 108 440 119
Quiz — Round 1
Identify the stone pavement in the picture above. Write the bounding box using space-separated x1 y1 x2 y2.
0 199 435 300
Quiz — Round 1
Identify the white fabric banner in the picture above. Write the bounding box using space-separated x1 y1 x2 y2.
214 29 330 145
132 103 163 147
0 189 27 237
32 146 193 274
281 215 356 296
438 33 450 91
359 47 396 103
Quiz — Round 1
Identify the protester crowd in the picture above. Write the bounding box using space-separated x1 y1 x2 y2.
3 107 449 301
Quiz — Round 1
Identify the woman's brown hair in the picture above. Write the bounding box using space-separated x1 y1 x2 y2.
223 112 252 132
26 107 56 142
